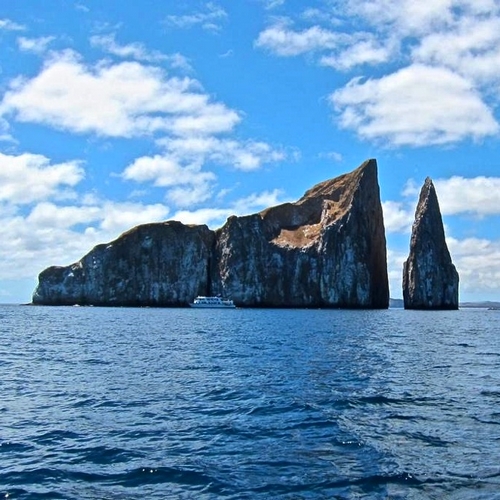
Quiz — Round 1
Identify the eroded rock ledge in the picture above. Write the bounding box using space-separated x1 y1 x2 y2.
32 159 389 308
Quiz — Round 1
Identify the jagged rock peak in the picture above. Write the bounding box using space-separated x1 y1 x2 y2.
402 177 459 310
213 158 389 308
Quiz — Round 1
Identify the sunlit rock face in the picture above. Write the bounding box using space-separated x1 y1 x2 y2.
211 158 389 308
403 177 459 310
33 159 389 308
32 222 215 306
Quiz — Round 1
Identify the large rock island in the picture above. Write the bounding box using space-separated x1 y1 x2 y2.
403 177 459 310
32 159 389 308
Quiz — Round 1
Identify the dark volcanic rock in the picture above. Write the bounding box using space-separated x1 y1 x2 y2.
32 159 389 308
32 221 215 306
403 177 459 310
212 159 389 307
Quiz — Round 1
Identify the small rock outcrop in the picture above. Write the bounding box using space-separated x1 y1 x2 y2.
403 177 459 310
32 159 389 308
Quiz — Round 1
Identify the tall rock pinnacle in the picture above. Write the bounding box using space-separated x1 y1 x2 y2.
403 177 459 310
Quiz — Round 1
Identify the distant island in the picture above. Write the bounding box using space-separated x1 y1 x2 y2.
390 299 500 309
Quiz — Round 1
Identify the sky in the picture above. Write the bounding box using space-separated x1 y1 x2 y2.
1 0 500 304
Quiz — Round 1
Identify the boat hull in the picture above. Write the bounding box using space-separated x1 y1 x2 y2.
189 304 235 308
189 296 236 308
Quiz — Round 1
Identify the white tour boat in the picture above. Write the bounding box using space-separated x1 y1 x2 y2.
189 296 236 308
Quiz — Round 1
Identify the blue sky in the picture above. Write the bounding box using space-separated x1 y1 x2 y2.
1 0 500 304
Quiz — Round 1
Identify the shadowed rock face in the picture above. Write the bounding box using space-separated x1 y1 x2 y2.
403 177 459 310
33 159 389 308
32 222 215 307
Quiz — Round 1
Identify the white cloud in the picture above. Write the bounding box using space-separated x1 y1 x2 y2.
121 139 285 207
0 50 240 138
17 36 55 54
159 136 286 171
123 154 215 187
262 0 285 9
164 3 227 32
386 246 408 298
255 24 342 56
256 1 500 147
90 34 168 62
344 0 500 37
320 36 393 70
0 200 170 281
382 200 414 233
0 152 84 204
319 151 343 162
412 16 500 86
0 19 25 31
89 34 193 71
98 201 169 232
434 176 500 216
167 184 213 207
173 189 284 227
122 154 215 208
330 65 499 146
26 202 101 228
447 236 500 295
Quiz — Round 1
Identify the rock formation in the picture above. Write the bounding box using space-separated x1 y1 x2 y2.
32 222 215 307
403 177 459 310
32 159 389 308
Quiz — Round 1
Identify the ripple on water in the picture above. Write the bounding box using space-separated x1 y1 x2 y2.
2 306 500 499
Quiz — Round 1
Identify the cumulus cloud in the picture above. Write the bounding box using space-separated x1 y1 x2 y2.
90 33 192 70
17 36 55 54
0 152 84 204
0 19 25 31
158 136 286 171
256 0 500 147
412 16 500 86
164 3 227 32
255 24 342 56
330 65 498 146
343 0 499 38
434 176 500 216
0 49 285 212
262 0 285 9
320 36 393 70
90 34 168 62
448 236 500 295
382 200 414 233
122 154 216 207
0 50 240 138
173 189 284 227
0 200 170 281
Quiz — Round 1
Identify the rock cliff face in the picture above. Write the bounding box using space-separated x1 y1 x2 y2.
403 177 459 310
33 159 389 308
32 222 215 306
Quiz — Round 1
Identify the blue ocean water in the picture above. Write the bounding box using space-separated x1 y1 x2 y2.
1 305 500 499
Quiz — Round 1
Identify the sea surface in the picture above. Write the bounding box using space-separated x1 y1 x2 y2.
1 305 500 499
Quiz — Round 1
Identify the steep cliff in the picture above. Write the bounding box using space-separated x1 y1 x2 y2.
212 159 388 307
403 177 459 310
32 221 215 306
32 159 389 308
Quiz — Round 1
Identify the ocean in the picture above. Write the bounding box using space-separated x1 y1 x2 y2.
1 305 500 499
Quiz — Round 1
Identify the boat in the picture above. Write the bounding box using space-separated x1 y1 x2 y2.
189 296 236 308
